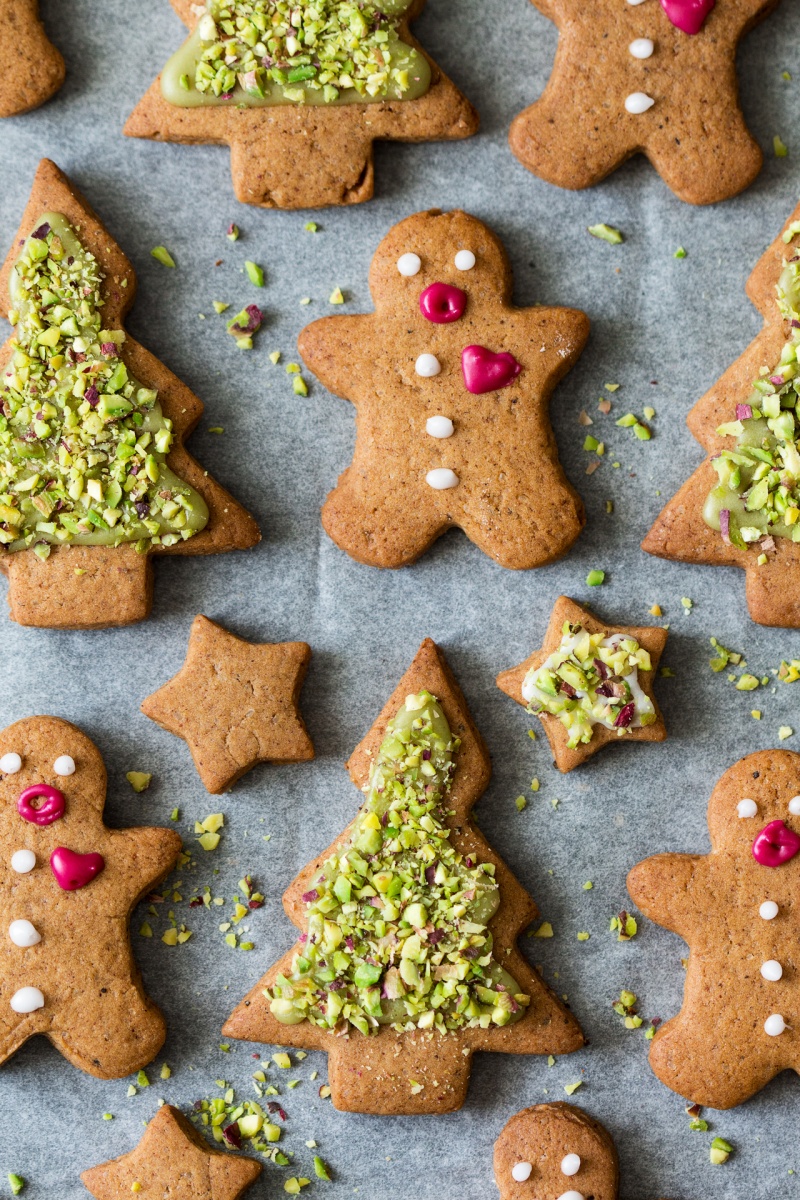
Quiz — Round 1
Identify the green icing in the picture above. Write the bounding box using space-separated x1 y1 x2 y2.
0 213 208 557
161 0 430 108
267 690 528 1036
704 223 800 549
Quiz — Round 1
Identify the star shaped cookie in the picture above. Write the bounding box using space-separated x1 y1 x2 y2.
223 638 584 1115
643 198 800 627
299 208 589 569
0 716 182 1077
496 596 667 771
141 615 314 793
124 0 478 210
0 1 64 117
81 1104 261 1199
509 0 781 204
628 750 800 1108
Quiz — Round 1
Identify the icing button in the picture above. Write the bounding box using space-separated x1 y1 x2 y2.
752 819 800 867
737 798 757 818
759 900 779 920
10 986 44 1014
397 252 422 277
761 960 783 982
0 752 22 774
561 1153 581 1176
53 755 75 776
511 1162 532 1182
17 783 65 826
10 850 36 874
557 1193 586 1200
426 468 459 490
426 416 454 439
419 282 466 324
629 38 655 58
454 250 476 271
50 846 105 891
764 1013 786 1036
415 353 441 378
8 919 41 948
625 91 656 114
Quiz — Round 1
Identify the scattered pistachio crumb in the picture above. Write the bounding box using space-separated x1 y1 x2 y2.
329 287 345 305
649 604 662 616
103 1113 113 1121
126 771 151 793
674 246 687 259
293 376 309 397
531 778 540 792
681 597 693 611
586 569 605 586
577 931 590 941
588 224 624 245
227 224 240 242
299 297 311 306
547 1055 555 1067
245 261 265 287
774 135 789 158
564 1080 583 1095
779 726 794 740
752 710 762 720
212 301 230 314
151 246 176 268
304 222 318 233
269 350 281 364
583 881 593 891
710 1137 734 1165
8 1177 24 1197
533 921 553 938
515 795 527 812
170 807 180 821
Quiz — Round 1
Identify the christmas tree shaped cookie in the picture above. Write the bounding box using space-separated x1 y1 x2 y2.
124 0 478 210
628 750 800 1108
300 209 589 569
644 200 800 627
509 0 781 205
0 1 65 118
223 639 584 1115
0 159 259 629
81 1105 261 1199
0 715 182 1078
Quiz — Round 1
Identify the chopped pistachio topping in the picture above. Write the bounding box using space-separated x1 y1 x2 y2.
587 223 624 245
266 690 528 1036
0 214 208 555
522 622 655 749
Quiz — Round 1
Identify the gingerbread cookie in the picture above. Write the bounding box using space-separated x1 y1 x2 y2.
643 200 800 627
81 1104 261 1199
0 716 182 1077
0 159 260 629
223 638 584 1115
141 615 314 793
509 0 781 205
497 597 668 772
0 1 65 118
124 0 478 210
299 209 589 569
494 1102 673 1199
628 750 800 1108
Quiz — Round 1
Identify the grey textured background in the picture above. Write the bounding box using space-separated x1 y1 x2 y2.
1 0 799 1196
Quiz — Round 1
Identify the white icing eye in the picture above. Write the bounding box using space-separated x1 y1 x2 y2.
426 416 454 439
511 1162 532 1182
0 753 22 774
765 1013 786 1036
557 1192 586 1200
10 850 36 874
454 250 476 271
8 920 41 948
761 960 783 982
629 38 654 58
737 798 757 818
397 253 421 277
625 91 655 114
561 1154 581 1176
789 795 800 815
10 986 44 1013
53 755 75 777
415 353 441 378
426 468 459 490
760 900 779 920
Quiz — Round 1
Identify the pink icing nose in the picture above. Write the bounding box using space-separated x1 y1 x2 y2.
50 846 105 890
660 0 715 35
17 783 65 826
419 282 466 324
461 345 522 394
752 820 800 868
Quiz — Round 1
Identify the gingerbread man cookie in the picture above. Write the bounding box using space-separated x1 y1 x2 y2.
124 0 478 210
0 159 260 630
497 597 668 772
628 750 800 1108
644 199 800 627
0 1 65 118
81 1104 261 1199
141 615 314 793
0 716 182 1077
224 638 584 1114
509 0 781 205
299 209 589 569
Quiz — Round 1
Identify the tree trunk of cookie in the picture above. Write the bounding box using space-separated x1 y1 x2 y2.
230 125 374 209
327 1029 473 1114
2 544 153 629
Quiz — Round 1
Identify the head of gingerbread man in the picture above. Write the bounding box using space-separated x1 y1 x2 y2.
493 1102 620 1200
705 751 800 869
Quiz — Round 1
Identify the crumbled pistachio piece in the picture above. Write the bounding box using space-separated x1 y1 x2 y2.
774 135 789 158
515 795 527 812
304 222 318 233
245 261 265 287
674 246 687 259
213 301 230 314
779 725 794 740
292 376 309 397
587 224 624 245
7 1176 25 1196
151 246 176 268
313 1156 331 1180
609 911 637 940
126 771 152 793
710 1137 734 1165
226 224 240 242
328 287 344 305
533 922 554 938
564 1080 583 1095
586 569 605 586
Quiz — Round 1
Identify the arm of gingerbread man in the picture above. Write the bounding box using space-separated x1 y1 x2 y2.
298 314 379 403
627 853 700 940
107 826 183 909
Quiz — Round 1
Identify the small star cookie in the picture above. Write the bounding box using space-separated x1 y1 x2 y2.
141 615 314 793
0 1 64 118
0 716 181 1077
496 596 667 771
299 209 589 569
509 0 781 205
81 1104 261 1199
628 750 800 1108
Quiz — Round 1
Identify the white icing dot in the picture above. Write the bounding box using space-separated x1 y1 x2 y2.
561 1153 581 1177
737 798 757 818
454 250 476 271
0 752 22 774
9 920 41 949
397 253 421 277
426 468 459 490
625 91 655 114
629 38 654 58
789 795 800 815
198 12 217 40
10 986 44 1014
627 0 649 5
10 850 36 874
557 1193 585 1200
765 1013 787 1036
53 755 75 777
415 353 441 378
761 960 783 982
511 1162 532 1182
760 900 779 920
426 416 454 439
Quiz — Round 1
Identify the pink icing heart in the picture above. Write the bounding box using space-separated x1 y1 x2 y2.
752 820 800 868
660 0 715 35
50 846 105 890
461 345 522 394
419 282 466 324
